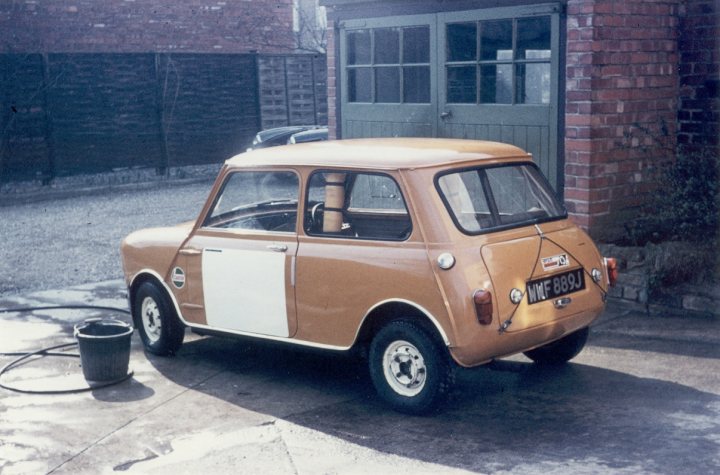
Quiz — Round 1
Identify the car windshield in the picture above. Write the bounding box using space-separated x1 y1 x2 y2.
436 164 566 234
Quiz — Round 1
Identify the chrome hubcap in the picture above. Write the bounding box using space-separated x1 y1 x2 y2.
383 340 427 397
141 296 162 343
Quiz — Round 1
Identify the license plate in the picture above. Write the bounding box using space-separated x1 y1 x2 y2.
526 268 585 305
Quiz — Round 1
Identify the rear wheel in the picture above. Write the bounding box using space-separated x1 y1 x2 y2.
133 281 185 355
369 320 454 415
523 327 589 365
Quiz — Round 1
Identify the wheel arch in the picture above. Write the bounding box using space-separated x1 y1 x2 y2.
128 269 185 322
354 299 451 351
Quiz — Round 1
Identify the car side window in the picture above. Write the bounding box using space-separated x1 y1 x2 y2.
305 171 412 240
203 171 299 232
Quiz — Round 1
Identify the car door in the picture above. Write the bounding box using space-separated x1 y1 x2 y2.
178 169 300 338
293 170 442 348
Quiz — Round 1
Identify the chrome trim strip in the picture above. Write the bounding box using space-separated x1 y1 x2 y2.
290 256 296 287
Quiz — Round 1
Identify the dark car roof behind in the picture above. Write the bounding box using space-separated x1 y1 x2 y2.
256 125 316 143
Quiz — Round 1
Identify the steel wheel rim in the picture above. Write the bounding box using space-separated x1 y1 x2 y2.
382 339 427 397
141 296 162 343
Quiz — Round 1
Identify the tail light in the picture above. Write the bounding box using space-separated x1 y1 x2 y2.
473 289 493 325
605 257 618 286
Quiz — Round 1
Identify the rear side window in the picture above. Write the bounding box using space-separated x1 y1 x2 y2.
305 171 412 241
436 164 566 234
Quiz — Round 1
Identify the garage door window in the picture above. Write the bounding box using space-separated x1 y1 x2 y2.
445 16 551 105
347 26 431 104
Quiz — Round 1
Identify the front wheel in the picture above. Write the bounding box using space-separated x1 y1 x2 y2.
523 327 589 365
369 320 454 415
133 281 185 356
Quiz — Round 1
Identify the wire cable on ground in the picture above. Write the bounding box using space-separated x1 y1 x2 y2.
0 304 134 394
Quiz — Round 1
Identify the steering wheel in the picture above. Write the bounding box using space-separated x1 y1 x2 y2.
308 202 324 231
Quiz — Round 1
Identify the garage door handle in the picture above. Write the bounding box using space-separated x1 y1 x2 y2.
267 244 288 252
440 110 453 120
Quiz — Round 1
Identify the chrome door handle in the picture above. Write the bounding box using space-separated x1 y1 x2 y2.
179 248 202 256
267 244 288 252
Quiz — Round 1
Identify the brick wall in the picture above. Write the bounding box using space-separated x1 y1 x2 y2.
326 21 338 140
48 54 164 175
678 0 719 155
0 53 262 181
565 0 681 240
0 52 329 182
0 55 51 181
0 0 294 53
156 54 262 167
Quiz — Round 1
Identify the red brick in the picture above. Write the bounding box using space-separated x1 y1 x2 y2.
0 0 295 53
565 139 593 153
565 188 590 201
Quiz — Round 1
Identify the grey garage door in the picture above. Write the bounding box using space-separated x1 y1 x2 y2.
339 4 561 189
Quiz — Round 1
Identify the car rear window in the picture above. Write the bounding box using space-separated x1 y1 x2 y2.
436 163 566 234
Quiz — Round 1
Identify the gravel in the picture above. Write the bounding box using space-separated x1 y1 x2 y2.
0 180 214 295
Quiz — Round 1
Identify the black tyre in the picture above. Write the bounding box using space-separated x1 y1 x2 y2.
133 281 185 356
523 327 589 365
369 320 454 415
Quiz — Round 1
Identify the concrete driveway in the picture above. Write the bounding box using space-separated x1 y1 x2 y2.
1 280 718 474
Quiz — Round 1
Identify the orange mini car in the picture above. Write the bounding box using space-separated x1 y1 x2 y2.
121 138 616 414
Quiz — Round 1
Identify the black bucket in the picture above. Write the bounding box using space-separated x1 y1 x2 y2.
74 319 133 382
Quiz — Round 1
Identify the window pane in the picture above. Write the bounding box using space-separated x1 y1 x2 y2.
480 20 512 61
403 66 430 103
375 28 400 64
447 23 476 62
348 68 372 102
480 64 512 104
447 65 476 103
349 174 407 210
486 166 563 225
516 63 550 104
517 17 551 60
205 171 299 231
306 172 411 240
403 26 430 63
347 30 371 65
438 171 489 232
438 165 565 234
375 67 400 103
